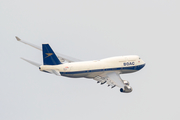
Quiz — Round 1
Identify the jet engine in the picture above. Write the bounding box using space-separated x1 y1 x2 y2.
123 80 129 86
120 86 132 93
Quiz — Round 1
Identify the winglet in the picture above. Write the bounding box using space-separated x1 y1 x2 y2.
15 36 21 41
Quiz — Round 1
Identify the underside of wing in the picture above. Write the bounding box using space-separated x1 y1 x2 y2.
106 72 125 88
94 72 125 88
94 72 133 93
16 36 80 63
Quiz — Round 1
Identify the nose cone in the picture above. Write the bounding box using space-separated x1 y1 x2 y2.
140 59 146 69
141 63 146 69
137 63 145 70
141 59 146 65
137 59 145 70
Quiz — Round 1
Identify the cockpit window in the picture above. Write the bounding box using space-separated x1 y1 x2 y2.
139 57 141 59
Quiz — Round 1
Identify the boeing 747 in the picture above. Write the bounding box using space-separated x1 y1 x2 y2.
16 36 145 93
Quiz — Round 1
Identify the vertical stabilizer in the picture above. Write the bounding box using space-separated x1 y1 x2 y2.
42 44 62 65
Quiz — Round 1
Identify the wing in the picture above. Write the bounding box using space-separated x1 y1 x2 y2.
94 72 133 93
94 72 125 88
16 36 80 63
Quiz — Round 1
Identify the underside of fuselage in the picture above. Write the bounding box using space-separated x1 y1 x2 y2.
60 64 145 78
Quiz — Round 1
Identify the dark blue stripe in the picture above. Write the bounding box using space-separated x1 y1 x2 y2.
60 64 145 75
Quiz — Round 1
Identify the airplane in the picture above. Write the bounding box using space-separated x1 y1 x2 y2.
16 36 145 93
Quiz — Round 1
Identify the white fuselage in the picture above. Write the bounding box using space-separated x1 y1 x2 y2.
40 55 145 78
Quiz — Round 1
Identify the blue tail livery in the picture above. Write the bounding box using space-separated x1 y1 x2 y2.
42 44 62 65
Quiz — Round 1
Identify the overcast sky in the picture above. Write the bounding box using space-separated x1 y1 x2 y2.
0 0 180 120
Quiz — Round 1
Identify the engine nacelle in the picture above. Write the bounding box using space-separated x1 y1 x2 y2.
123 80 130 86
120 86 132 93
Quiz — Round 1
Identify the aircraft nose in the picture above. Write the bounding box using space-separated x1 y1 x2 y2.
138 63 145 70
142 63 145 68
141 59 145 64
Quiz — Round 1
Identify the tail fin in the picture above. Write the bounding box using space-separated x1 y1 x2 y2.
42 44 62 65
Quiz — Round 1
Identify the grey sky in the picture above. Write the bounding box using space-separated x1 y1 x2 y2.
0 0 180 120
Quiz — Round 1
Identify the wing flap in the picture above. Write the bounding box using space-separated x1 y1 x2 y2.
94 72 125 88
106 72 125 88
94 76 106 84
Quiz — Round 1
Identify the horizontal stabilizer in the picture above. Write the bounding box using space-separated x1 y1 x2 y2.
21 58 60 76
21 58 41 67
51 70 61 76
